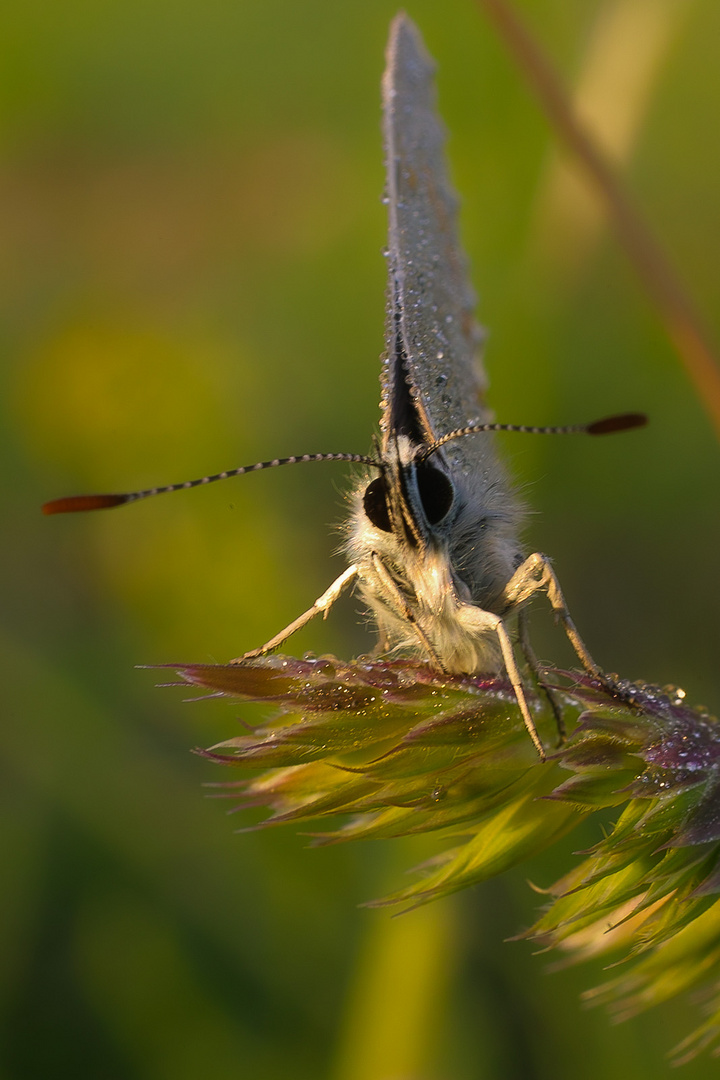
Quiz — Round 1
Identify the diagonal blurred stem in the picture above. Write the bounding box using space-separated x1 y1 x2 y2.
475 0 720 440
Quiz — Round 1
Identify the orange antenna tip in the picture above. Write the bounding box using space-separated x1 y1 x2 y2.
586 413 647 436
42 493 130 515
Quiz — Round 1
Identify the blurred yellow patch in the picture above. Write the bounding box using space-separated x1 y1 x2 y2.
94 497 314 659
14 320 251 484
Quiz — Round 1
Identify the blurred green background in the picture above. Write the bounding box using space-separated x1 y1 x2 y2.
3 0 720 1076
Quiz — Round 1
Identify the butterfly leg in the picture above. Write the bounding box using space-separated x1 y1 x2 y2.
370 553 443 668
517 607 566 744
232 565 358 662
504 553 602 680
458 604 546 760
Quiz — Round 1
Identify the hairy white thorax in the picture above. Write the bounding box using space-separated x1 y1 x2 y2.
345 432 525 674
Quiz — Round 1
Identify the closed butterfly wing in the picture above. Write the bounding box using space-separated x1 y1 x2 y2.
381 13 492 454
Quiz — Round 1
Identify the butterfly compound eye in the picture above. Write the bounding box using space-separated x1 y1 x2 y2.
363 476 392 532
416 464 454 525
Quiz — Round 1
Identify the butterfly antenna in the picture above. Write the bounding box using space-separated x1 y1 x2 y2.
420 412 647 461
42 451 380 515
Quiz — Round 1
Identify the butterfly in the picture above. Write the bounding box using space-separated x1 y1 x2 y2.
43 14 644 759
